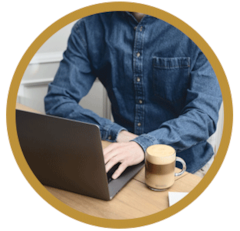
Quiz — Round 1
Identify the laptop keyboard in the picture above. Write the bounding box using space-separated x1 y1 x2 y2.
107 163 121 183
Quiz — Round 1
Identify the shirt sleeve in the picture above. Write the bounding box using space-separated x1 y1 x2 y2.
132 50 222 153
44 20 126 142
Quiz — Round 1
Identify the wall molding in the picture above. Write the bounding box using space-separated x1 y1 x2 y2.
30 52 63 64
21 78 53 87
21 77 100 87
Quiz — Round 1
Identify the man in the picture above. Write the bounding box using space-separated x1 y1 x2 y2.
44 12 222 179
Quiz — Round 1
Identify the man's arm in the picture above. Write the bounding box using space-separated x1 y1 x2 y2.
104 50 222 179
44 20 126 142
132 51 222 153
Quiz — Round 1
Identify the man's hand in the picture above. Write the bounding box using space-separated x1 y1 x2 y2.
103 141 144 179
116 130 138 143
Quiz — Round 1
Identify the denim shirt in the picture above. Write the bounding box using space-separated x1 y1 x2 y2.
44 12 222 173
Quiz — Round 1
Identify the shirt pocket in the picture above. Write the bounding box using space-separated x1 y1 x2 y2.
153 57 190 104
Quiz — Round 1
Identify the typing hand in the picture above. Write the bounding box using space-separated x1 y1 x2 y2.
103 141 144 179
116 130 138 143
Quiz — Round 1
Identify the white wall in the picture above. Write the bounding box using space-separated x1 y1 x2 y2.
208 103 224 154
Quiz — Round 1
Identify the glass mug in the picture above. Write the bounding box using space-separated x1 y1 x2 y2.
145 144 186 191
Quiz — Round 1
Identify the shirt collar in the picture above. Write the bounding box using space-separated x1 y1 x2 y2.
124 11 157 24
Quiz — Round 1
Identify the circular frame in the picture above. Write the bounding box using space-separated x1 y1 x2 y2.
6 2 233 228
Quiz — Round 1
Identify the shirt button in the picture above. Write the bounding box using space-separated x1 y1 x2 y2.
137 123 141 127
139 26 143 31
108 135 112 140
136 52 141 57
137 77 141 82
139 99 143 104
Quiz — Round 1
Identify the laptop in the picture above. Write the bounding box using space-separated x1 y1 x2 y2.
16 109 144 201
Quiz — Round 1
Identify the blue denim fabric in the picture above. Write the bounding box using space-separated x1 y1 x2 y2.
44 12 222 173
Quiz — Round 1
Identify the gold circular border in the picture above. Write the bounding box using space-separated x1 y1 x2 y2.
6 2 233 228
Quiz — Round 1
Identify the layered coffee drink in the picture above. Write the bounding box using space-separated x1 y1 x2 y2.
145 144 183 191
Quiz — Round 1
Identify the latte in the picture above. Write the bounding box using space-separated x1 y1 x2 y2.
145 144 186 191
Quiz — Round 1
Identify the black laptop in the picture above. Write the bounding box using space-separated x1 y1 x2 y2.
16 109 144 200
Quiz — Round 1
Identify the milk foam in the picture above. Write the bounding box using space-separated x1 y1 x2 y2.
146 144 175 165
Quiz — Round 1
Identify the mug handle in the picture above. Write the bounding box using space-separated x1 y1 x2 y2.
175 157 187 177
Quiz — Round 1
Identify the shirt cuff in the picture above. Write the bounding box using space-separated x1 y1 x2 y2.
131 134 159 153
100 122 127 142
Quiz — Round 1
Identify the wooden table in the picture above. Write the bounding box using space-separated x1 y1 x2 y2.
16 103 202 219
